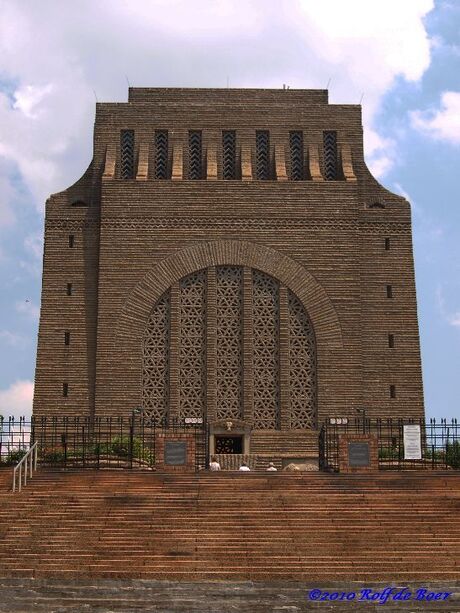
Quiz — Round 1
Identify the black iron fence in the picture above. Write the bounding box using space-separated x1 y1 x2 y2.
0 416 209 471
319 418 460 471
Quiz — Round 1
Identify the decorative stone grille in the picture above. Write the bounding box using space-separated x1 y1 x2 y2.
120 130 135 179
222 131 236 179
142 266 317 429
289 131 304 181
142 292 170 420
255 131 270 180
188 131 202 180
216 266 243 420
252 270 280 429
178 270 206 419
288 290 317 428
323 131 338 180
154 130 168 179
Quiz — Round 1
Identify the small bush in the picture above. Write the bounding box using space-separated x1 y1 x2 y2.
446 441 460 469
2 449 27 466
41 447 65 463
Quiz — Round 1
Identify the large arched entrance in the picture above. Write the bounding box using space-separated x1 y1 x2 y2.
141 265 317 432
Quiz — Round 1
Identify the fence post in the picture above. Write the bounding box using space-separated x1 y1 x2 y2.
129 416 134 469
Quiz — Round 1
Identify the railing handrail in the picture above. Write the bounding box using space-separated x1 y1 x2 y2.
12 442 38 493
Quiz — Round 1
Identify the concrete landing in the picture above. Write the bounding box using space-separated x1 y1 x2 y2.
0 579 458 612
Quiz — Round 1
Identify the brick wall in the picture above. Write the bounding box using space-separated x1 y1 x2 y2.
33 88 424 432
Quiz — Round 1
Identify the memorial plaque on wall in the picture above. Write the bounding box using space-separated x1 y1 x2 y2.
164 441 187 465
348 442 370 467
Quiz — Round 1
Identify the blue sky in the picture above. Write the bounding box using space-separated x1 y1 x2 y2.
0 0 458 420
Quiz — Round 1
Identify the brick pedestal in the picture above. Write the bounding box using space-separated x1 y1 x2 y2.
155 433 196 472
338 434 379 473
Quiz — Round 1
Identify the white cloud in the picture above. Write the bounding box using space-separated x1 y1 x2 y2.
13 83 54 119
394 182 444 244
411 91 460 144
0 330 28 348
15 300 40 321
0 380 34 420
436 286 460 330
0 0 435 220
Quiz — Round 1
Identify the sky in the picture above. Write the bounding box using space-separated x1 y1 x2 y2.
0 0 458 421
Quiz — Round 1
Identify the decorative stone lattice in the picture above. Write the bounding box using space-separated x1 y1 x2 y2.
179 270 206 419
255 131 270 180
142 291 170 420
323 131 338 181
288 290 317 428
188 131 202 180
216 266 243 420
141 267 317 429
154 130 168 179
289 131 304 181
120 130 135 179
252 270 280 429
222 131 236 180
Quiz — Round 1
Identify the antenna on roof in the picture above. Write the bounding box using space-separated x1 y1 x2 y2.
326 77 332 90
125 75 131 89
92 88 98 103
359 93 365 104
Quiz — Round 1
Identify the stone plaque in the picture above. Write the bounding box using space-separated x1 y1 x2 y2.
403 425 422 460
164 441 187 465
348 442 370 467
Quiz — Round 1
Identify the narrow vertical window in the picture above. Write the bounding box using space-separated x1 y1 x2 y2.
189 131 202 179
385 238 391 250
64 331 70 346
66 283 73 296
388 334 394 348
155 130 168 179
256 130 270 180
222 130 236 179
289 131 303 180
68 235 74 248
323 131 338 180
386 284 393 298
390 385 396 398
120 129 135 179
62 382 69 397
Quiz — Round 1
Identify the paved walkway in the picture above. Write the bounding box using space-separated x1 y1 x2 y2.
0 579 458 612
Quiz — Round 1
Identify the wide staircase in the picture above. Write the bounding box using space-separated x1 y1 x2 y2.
0 469 459 581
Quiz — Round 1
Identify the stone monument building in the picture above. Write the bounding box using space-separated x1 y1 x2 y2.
33 88 424 461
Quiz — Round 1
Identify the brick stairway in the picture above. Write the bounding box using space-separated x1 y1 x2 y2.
0 469 459 581
0 468 12 492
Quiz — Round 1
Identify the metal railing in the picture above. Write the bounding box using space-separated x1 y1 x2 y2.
319 418 460 472
12 442 38 493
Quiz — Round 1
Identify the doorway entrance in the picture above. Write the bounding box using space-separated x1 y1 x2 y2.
215 435 243 454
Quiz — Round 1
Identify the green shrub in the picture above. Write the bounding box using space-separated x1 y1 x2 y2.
41 447 65 463
3 449 27 466
446 441 460 469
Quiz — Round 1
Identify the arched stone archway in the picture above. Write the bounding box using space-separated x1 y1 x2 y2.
108 240 343 421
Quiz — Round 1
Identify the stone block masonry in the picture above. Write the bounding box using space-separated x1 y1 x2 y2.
33 88 424 460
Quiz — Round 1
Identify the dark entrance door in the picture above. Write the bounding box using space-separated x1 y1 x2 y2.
215 435 243 454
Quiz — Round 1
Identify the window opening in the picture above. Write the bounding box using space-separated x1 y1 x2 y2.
256 131 270 180
289 131 303 180
155 130 168 179
323 131 338 180
120 129 135 179
222 131 236 179
189 131 202 179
